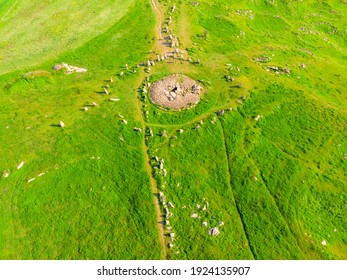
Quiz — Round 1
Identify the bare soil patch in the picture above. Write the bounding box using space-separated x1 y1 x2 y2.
149 74 202 110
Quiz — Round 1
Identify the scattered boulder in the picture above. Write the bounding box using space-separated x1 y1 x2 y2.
134 127 142 132
217 110 225 116
266 65 291 75
161 130 168 137
254 56 271 63
17 162 24 170
209 227 220 237
225 75 234 81
52 63 87 75
59 121 65 128
191 213 198 218
255 115 262 122
52 64 63 71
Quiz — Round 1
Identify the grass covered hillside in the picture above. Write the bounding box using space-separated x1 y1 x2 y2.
0 0 346 259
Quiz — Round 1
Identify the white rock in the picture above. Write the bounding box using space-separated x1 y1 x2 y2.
191 213 198 218
27 178 35 183
209 227 220 236
168 202 175 208
321 240 327 246
255 115 262 122
202 221 208 227
17 161 24 170
109 98 120 102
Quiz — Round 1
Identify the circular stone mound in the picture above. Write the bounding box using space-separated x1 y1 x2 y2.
149 74 202 110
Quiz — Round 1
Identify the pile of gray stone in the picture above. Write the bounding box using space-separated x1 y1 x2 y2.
266 66 291 75
52 63 87 75
149 74 202 110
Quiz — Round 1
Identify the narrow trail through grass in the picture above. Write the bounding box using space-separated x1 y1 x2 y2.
151 0 168 55
218 118 256 259
134 75 167 259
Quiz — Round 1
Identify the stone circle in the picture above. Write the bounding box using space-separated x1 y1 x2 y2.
149 74 202 110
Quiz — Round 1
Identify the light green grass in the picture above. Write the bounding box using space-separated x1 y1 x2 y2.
0 0 163 259
0 0 135 74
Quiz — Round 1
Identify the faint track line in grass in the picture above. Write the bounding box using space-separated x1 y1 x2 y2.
218 118 256 259
244 134 305 257
241 116 304 257
144 100 233 129
256 168 304 257
9 169 33 259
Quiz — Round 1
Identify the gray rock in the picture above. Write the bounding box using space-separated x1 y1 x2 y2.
209 227 220 236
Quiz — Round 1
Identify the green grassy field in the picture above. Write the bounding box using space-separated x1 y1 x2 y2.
0 0 346 259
